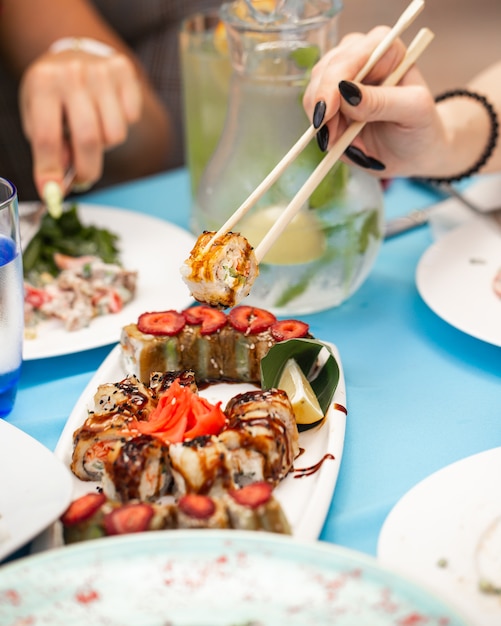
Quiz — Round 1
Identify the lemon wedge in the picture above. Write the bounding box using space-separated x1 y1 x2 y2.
239 205 326 265
278 358 324 425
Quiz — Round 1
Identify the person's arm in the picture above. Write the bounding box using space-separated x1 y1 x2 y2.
303 27 500 181
0 0 173 198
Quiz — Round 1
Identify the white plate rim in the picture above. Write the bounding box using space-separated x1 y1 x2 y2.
377 446 501 626
36 340 347 548
0 419 73 561
416 218 501 346
22 204 195 360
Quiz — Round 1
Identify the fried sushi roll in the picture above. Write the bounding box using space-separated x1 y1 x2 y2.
180 231 259 309
92 375 155 418
168 435 233 496
100 434 172 503
71 414 137 481
221 388 299 486
149 369 198 395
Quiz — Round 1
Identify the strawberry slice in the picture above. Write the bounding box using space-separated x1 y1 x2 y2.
228 306 276 335
183 305 227 335
178 493 216 519
137 310 186 336
60 492 107 526
270 319 309 341
103 503 155 535
229 482 274 509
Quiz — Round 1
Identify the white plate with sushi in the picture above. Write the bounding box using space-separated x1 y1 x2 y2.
22 204 196 360
3 530 469 626
36 339 347 548
0 420 73 562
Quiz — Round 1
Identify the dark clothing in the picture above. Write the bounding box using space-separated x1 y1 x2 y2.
0 0 221 200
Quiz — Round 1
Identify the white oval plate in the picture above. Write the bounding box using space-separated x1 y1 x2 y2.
378 447 501 626
0 420 73 562
36 340 347 548
22 204 195 360
416 218 501 346
1 530 469 625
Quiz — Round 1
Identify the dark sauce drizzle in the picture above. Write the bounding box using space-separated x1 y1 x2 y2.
293 453 335 478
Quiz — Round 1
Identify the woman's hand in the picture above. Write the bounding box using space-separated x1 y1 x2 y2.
19 45 142 198
302 27 453 180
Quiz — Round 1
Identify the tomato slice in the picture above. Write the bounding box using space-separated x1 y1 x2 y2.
228 305 276 334
183 305 227 335
60 492 107 526
270 319 309 341
24 284 52 309
137 310 186 336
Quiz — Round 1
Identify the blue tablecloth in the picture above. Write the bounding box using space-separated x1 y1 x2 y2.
6 168 501 558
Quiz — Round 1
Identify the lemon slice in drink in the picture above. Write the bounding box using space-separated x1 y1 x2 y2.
278 358 324 425
239 205 326 265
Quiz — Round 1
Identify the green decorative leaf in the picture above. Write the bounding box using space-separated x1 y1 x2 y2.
260 338 339 415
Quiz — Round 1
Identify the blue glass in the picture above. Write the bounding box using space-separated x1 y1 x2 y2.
0 198 23 417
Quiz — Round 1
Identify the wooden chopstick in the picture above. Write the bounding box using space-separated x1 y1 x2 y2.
254 27 434 262
204 0 426 251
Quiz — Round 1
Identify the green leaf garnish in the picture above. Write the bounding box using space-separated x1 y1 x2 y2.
23 204 120 281
260 338 339 415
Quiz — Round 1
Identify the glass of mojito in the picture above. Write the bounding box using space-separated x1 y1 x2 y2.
179 12 232 197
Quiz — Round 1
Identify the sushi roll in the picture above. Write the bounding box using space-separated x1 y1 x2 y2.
92 375 155 418
71 415 136 481
168 435 233 496
100 434 172 502
176 493 230 529
61 493 175 544
180 231 259 309
221 388 299 485
120 305 309 385
224 482 291 534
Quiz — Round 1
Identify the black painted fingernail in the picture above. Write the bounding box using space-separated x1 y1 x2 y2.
339 80 362 106
316 125 329 152
366 155 386 171
345 145 385 171
313 100 326 129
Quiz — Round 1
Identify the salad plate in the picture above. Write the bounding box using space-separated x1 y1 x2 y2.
0 419 73 562
1 530 469 625
22 204 196 360
416 218 501 346
378 447 501 626
37 339 347 548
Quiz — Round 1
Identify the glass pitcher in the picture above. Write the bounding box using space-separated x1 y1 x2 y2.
192 0 384 315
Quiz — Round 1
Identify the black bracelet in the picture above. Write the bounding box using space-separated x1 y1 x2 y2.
418 88 499 184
